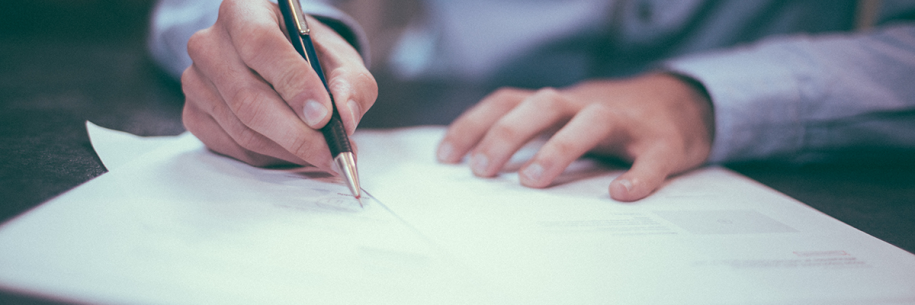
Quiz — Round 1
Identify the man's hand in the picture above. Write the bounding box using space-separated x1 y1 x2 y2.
436 73 715 201
182 0 377 170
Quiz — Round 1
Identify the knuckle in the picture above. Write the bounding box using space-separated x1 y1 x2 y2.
484 88 522 107
489 94 518 110
327 70 352 94
354 70 378 101
228 20 281 67
288 135 321 160
547 138 578 155
236 29 273 62
180 67 206 98
217 0 241 19
229 87 268 126
179 67 195 89
489 121 521 142
328 68 378 109
272 66 311 99
443 119 475 144
232 126 264 150
181 105 200 133
492 87 521 98
181 72 221 117
534 87 561 99
186 32 202 57
529 97 560 112
529 89 565 109
587 103 616 117
584 103 622 123
185 31 211 61
661 135 688 154
327 67 348 81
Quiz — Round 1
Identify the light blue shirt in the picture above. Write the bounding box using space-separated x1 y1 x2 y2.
149 0 915 164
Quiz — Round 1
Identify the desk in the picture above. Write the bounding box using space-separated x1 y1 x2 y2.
1 1 913 304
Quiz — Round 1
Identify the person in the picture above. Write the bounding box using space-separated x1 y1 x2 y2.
149 0 915 201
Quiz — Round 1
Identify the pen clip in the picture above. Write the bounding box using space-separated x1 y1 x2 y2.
284 0 311 35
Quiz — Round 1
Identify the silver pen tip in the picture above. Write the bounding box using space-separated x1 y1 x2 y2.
334 152 362 202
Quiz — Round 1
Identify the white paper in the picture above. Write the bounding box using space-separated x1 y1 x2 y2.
355 127 915 305
0 129 488 304
0 125 913 305
85 121 193 170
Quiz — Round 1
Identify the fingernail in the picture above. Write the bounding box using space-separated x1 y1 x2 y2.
437 142 454 162
303 100 328 127
618 178 633 193
471 154 489 175
522 162 544 183
346 99 361 131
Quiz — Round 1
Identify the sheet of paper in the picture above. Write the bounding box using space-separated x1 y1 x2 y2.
0 125 913 304
354 127 915 305
0 129 489 304
85 121 193 170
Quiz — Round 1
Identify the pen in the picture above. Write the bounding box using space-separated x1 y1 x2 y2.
277 0 362 201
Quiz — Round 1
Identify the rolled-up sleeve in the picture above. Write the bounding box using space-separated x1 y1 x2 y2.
665 24 915 164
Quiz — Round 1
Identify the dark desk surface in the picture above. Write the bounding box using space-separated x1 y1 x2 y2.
1 1 913 304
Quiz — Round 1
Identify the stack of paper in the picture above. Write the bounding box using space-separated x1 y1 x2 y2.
0 123 912 304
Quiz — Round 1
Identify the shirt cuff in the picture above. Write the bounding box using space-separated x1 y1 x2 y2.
662 42 814 164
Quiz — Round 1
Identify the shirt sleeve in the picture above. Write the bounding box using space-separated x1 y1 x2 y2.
147 0 369 79
664 23 915 164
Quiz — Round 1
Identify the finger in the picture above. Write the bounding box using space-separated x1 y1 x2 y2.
187 26 333 171
519 103 622 188
182 65 308 166
470 88 575 177
437 88 532 164
609 143 677 202
325 68 377 136
310 19 378 136
220 0 333 129
183 98 294 168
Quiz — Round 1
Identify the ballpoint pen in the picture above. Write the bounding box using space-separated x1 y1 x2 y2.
277 0 362 201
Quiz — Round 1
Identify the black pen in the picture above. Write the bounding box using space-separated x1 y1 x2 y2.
277 0 362 201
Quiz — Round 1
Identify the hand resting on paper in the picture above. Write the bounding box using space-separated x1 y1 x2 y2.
436 73 715 202
181 0 377 170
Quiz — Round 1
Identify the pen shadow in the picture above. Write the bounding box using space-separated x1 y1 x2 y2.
274 166 337 180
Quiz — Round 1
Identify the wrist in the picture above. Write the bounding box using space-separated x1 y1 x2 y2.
665 72 715 142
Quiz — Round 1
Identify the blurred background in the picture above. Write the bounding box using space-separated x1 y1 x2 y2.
0 1 179 302
0 0 184 227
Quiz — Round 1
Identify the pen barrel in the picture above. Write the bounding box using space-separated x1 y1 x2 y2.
301 36 330 89
276 1 353 158
321 105 352 157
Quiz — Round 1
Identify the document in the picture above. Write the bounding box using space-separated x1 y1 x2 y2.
355 128 915 304
86 121 196 170
0 124 913 304
0 124 487 304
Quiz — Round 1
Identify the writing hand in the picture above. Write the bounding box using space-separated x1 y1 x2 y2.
436 73 714 201
182 0 377 170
